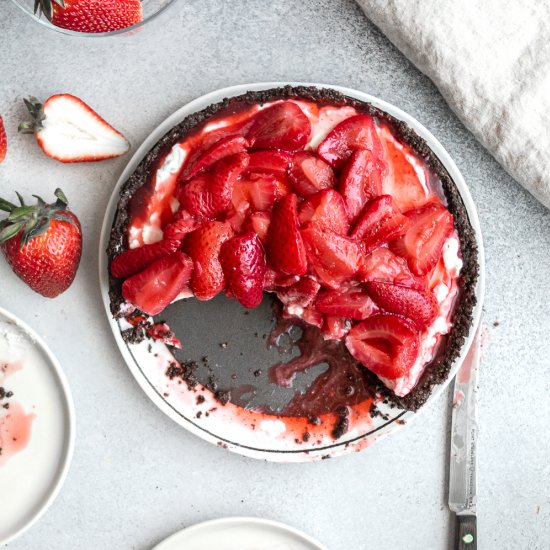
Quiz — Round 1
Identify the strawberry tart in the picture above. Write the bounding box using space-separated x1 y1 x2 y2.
107 86 478 414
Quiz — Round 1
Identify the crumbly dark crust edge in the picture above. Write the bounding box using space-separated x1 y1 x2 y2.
107 85 479 412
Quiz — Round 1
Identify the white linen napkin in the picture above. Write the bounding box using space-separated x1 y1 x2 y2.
356 0 550 208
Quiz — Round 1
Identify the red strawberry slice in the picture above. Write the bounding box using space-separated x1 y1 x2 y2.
242 172 279 211
19 95 129 162
264 270 299 290
247 150 292 176
315 289 377 320
183 221 234 300
366 281 437 329
162 211 197 243
275 276 321 308
300 225 365 288
345 314 419 381
298 189 350 236
266 193 307 276
0 115 6 163
322 316 351 340
350 195 409 251
122 251 193 316
299 305 324 328
361 248 425 290
289 152 336 197
245 211 271 242
246 102 311 151
220 232 266 308
179 153 249 220
339 150 384 222
111 239 179 279
183 135 249 180
390 201 454 275
318 114 383 168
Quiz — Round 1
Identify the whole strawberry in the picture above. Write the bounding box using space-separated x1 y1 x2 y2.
0 189 82 298
35 0 143 34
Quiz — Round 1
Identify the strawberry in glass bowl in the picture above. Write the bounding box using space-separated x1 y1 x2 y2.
10 0 179 37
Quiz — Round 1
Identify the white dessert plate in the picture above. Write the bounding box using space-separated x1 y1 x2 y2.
99 82 485 462
0 307 75 546
152 517 327 550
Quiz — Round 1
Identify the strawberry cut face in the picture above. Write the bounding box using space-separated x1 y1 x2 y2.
345 314 419 380
315 289 378 320
318 114 383 168
298 189 350 236
289 152 336 197
122 251 193 316
246 102 311 151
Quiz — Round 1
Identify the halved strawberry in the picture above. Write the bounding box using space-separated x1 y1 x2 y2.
246 102 311 151
111 239 179 280
339 150 384 222
179 153 249 220
19 95 129 162
247 150 292 176
366 281 437 329
315 288 377 320
183 221 234 300
322 316 351 340
317 114 382 168
289 152 336 197
298 189 350 236
350 195 409 251
345 314 419 381
390 201 454 275
245 211 271 242
182 135 249 180
122 251 193 316
266 193 307 276
275 276 321 308
361 248 425 290
242 172 279 211
0 115 6 163
220 232 266 308
301 225 365 288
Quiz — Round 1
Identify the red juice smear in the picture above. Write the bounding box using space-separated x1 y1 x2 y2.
0 402 35 467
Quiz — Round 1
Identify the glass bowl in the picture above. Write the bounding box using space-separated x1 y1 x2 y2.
10 0 180 37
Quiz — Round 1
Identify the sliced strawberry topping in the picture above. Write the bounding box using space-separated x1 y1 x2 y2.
183 221 234 300
360 248 425 290
298 189 350 236
299 305 324 328
111 239 178 279
246 102 311 151
345 314 419 380
390 201 454 275
350 195 409 251
183 135 249 180
322 316 351 341
366 281 437 329
179 153 249 220
301 225 365 288
315 288 377 320
245 211 271 242
162 210 197 243
220 232 266 308
275 276 321 308
339 150 384 221
247 150 292 176
242 172 279 211
264 269 300 290
318 114 382 168
379 126 429 210
289 152 336 197
122 251 193 316
266 193 307 276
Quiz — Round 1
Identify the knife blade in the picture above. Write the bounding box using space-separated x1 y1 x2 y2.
448 327 480 549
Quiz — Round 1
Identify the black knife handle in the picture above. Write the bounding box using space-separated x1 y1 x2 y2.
455 514 477 550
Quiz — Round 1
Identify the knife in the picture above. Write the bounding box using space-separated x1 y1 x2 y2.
448 328 480 549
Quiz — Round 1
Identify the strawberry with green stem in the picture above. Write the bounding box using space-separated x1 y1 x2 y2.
0 189 82 298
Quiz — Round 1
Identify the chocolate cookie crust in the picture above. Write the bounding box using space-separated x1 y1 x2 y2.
107 85 479 412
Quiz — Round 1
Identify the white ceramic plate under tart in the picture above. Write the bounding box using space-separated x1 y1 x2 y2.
99 82 485 462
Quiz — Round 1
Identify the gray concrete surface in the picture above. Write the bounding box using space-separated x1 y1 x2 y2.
1 1 549 548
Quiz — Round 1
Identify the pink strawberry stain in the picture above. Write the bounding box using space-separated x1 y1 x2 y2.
0 361 36 467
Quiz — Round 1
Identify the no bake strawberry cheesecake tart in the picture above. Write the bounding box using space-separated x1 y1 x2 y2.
107 85 478 440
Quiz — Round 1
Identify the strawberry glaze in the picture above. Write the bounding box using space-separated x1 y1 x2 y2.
123 98 463 412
